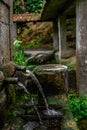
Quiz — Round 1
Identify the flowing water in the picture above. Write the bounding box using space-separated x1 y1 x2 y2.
17 70 63 130
17 82 42 124
26 69 49 111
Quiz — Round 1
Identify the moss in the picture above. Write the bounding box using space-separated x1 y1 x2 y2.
2 62 15 77
5 84 16 106
0 103 8 129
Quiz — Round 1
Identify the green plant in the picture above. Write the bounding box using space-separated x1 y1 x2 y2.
13 0 25 14
59 60 75 70
27 65 36 71
68 90 87 121
24 0 44 13
67 64 75 70
13 40 27 66
13 0 44 14
13 39 37 70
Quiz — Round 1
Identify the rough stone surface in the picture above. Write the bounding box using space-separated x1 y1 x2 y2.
0 1 13 128
0 0 13 63
76 0 87 93
34 64 68 95
1 0 10 6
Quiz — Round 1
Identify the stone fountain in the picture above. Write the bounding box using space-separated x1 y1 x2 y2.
0 62 79 130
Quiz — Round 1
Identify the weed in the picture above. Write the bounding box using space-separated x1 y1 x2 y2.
13 39 37 70
13 40 26 66
68 90 87 121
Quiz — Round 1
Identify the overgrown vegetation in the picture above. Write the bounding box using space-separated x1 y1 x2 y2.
13 0 44 14
68 90 87 122
13 39 36 70
22 36 41 49
59 60 76 70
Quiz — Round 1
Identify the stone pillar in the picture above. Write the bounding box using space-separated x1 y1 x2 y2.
53 19 59 62
0 1 10 62
58 15 67 59
53 19 59 51
76 0 87 93
10 0 14 60
0 0 13 63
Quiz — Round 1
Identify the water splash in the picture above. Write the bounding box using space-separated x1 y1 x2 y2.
26 69 49 111
43 109 62 116
17 82 42 124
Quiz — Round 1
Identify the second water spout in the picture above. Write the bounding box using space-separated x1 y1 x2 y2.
17 81 42 124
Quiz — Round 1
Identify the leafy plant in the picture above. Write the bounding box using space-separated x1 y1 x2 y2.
13 0 25 14
24 0 44 13
68 90 87 121
59 60 75 70
13 39 37 70
67 64 75 70
13 40 27 66
13 0 44 14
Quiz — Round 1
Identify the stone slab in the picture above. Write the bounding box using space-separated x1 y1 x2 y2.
41 0 75 20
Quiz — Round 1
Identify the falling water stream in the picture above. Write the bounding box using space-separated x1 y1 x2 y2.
26 69 49 111
26 69 63 116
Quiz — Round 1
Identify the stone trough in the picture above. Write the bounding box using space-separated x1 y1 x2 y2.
0 63 79 130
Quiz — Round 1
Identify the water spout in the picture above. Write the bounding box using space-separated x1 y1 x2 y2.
17 82 42 124
17 82 29 94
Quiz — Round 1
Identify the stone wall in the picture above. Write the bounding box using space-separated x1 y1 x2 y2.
76 0 87 93
0 0 13 63
0 1 13 127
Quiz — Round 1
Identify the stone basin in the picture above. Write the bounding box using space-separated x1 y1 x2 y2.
33 64 68 96
34 64 68 74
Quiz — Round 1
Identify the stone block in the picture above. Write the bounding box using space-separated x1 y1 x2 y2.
0 1 9 24
0 23 10 62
